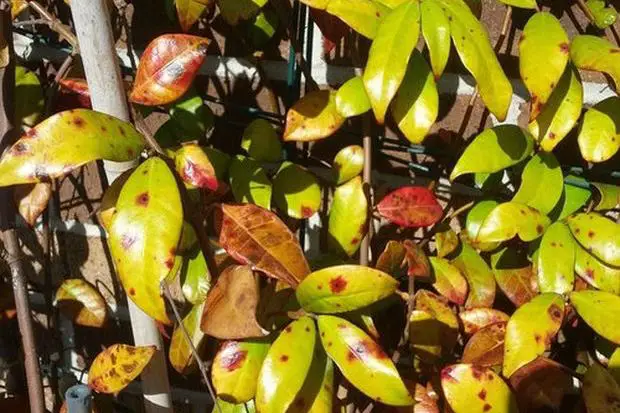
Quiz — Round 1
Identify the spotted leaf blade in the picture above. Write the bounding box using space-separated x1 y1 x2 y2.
571 35 620 92
567 213 620 267
283 90 345 142
88 344 157 394
537 222 575 294
477 202 550 243
420 0 450 78
377 186 442 228
54 279 107 328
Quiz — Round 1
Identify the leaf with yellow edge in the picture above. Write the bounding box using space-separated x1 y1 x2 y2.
503 293 564 377
212 339 270 403
326 0 385 39
272 161 321 219
335 77 371 118
176 0 212 32
169 301 208 374
420 0 450 78
477 202 550 243
328 176 368 257
537 222 575 295
331 145 364 185
54 279 107 328
567 212 620 267
88 344 157 394
0 109 144 187
283 90 345 142
109 158 183 324
13 183 51 227
570 290 620 344
571 35 620 92
583 362 620 413
256 317 316 413
577 96 620 163
318 315 414 406
429 257 468 305
452 242 496 308
462 322 506 367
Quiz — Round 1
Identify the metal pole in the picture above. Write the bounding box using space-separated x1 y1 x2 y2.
65 384 92 413
68 1 173 411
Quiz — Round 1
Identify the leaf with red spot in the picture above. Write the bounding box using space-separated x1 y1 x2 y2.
331 144 364 185
441 364 518 413
429 257 468 305
476 202 551 244
567 213 620 267
216 0 267 25
296 264 398 313
283 90 345 142
459 308 510 336
503 293 565 377
176 0 212 31
13 183 51 226
98 169 133 231
212 339 270 403
272 162 321 219
54 279 108 328
402 239 432 278
0 109 144 187
108 157 183 324
169 301 208 374
570 290 620 344
328 176 368 257
200 265 267 340
130 34 209 106
571 35 620 92
537 221 576 295
376 186 442 228
256 317 316 413
574 243 620 295
462 322 507 367
217 203 310 287
452 242 496 308
174 143 224 191
88 344 157 394
318 315 413 406
491 248 538 307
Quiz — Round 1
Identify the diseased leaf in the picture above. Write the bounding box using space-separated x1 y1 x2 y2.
228 155 271 209
325 0 385 39
328 176 368 257
519 12 569 120
200 265 266 339
15 66 44 128
477 202 550 243
0 109 144 186
376 186 442 228
459 308 509 336
450 126 535 181
13 183 51 227
435 224 459 258
586 0 618 29
429 257 468 305
409 309 443 362
169 301 208 374
570 35 620 92
375 240 406 275
570 290 620 344
130 34 209 106
218 203 310 287
415 290 459 356
176 0 211 32
88 344 156 394
567 213 620 267
465 200 501 252
503 293 564 377
175 143 223 191
403 239 432 278
583 362 620 413
272 162 321 219
363 0 420 123
593 182 620 211
54 279 107 328
575 243 620 294
537 222 575 294
441 364 519 413
512 152 564 215
181 248 211 304
241 119 281 162
420 0 450 78
577 96 620 163
256 317 316 413
335 77 371 118
452 243 496 308
296 265 398 314
98 169 132 231
331 145 364 185
491 248 537 307
318 315 414 406
217 0 267 25
283 90 345 142
462 322 506 367
212 339 270 403
109 158 183 324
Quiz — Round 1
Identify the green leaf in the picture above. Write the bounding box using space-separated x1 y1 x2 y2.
491 248 538 307
452 242 496 308
296 265 398 313
415 290 459 354
586 0 618 29
577 96 620 163
477 202 551 243
325 0 385 39
465 200 501 251
180 248 211 305
241 119 282 162
109 157 183 324
583 362 620 413
331 145 364 185
217 0 266 25
291 345 334 412
256 317 316 413
593 182 620 211
519 12 569 120
0 109 144 186
335 77 371 118
408 310 443 362
438 0 512 120
571 35 620 92
503 293 564 377
549 178 591 221
212 339 270 403
272 162 321 219
450 125 535 181
229 155 272 209
15 66 44 128
247 9 279 48
175 0 211 31
567 213 620 267
169 301 207 374
363 0 420 124
537 222 575 295
318 315 414 406
571 290 620 344
391 50 438 144
575 244 620 294
435 224 459 258
512 152 564 215
429 257 468 305
212 399 255 413
328 176 368 257
283 90 345 142
169 89 214 139
528 65 583 152
420 0 450 78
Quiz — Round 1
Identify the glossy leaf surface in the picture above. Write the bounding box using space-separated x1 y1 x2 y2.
593 182 620 211
409 309 443 362
241 119 281 162
429 257 468 305
583 362 620 413
477 202 550 243
567 213 620 267
169 301 207 374
328 176 368 257
460 308 510 336
98 169 132 231
435 225 459 258
465 200 501 251
537 222 575 294
335 77 371 118
513 152 563 215
587 0 618 29
54 279 107 328
14 183 51 227
462 322 506 367
229 155 272 209
570 35 620 91
272 162 321 219
175 143 222 191
88 344 156 394
181 248 211 304
420 0 450 78
452 242 496 308
491 248 537 307
176 0 211 31
376 186 442 228
577 96 620 163
575 238 620 294
550 179 591 221
283 90 345 142
325 0 384 39
570 290 620 344
331 145 364 185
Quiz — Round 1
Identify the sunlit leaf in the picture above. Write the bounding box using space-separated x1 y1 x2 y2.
420 0 450 78
218 203 310 287
283 90 345 142
256 317 316 413
409 309 443 362
459 308 509 336
550 179 592 221
241 119 281 162
212 339 270 403
450 126 535 181
375 240 406 275
429 257 468 305
335 77 371 118
403 239 431 278
435 224 459 258
176 0 212 31
593 182 620 211
88 344 156 394
212 399 256 413
15 66 44 128
328 176 368 257
377 186 442 228
331 145 364 185
272 162 321 219
296 265 398 313
175 143 224 191
130 34 209 105
513 153 564 215
465 200 501 251
229 155 272 209
181 248 211 304
13 183 51 227
0 109 144 186
577 96 620 163
414 290 459 356
169 89 214 139
217 0 267 25
477 202 550 243
318 315 414 406
247 10 279 48
54 279 107 328
567 213 620 267
169 301 207 374
537 222 575 295
491 248 537 307
325 0 385 39
11 0 28 18
452 242 496 308
503 293 564 377
586 0 618 29
462 322 506 367
109 158 183 324
570 290 620 344
99 169 132 231
571 35 620 92
583 362 620 413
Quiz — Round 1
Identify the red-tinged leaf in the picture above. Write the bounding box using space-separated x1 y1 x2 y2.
217 203 310 287
176 0 212 32
491 248 538 307
13 183 51 226
375 240 406 276
459 308 510 336
403 240 431 278
58 78 92 108
461 322 506 367
175 144 224 191
429 257 468 305
310 9 349 54
377 186 442 228
130 35 209 106
88 344 157 394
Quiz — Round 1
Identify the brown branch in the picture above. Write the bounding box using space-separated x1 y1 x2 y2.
27 1 79 50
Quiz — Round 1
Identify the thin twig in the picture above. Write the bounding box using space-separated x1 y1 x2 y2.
27 1 79 50
131 105 166 156
12 18 49 27
575 0 597 25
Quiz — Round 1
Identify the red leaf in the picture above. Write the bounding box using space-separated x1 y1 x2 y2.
58 78 92 109
377 186 443 228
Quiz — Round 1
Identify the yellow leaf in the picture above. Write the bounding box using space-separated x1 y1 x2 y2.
88 344 157 394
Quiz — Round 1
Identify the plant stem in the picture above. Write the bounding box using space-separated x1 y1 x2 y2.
27 0 79 50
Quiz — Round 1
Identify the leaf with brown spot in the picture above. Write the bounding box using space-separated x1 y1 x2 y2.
452 242 496 308
130 34 209 106
414 290 459 355
13 183 51 227
200 265 266 340
283 90 345 142
567 212 620 267
212 339 270 403
377 186 443 228
491 248 538 307
459 308 510 336
175 143 224 191
577 97 620 163
574 243 620 295
176 0 212 31
477 202 551 243
328 176 368 257
375 240 406 276
583 362 620 413
570 290 620 344
272 161 321 219
537 221 576 295
54 279 107 328
88 344 157 394
403 240 431 278
169 301 208 374
462 322 506 367
217 203 310 287
429 257 468 305
571 35 620 93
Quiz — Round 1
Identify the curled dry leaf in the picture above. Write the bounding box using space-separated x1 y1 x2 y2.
462 321 507 367
58 78 92 109
88 344 157 394
283 90 345 142
377 186 442 228
54 279 107 328
130 34 209 106
217 203 310 287
459 308 510 336
13 183 51 227
169 301 207 374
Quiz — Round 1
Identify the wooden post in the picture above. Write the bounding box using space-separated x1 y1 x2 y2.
68 1 173 411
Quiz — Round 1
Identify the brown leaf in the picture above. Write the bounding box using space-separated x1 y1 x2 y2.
459 308 510 336
492 248 538 307
403 240 431 278
200 265 267 340
13 183 51 226
462 321 506 367
217 203 310 287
